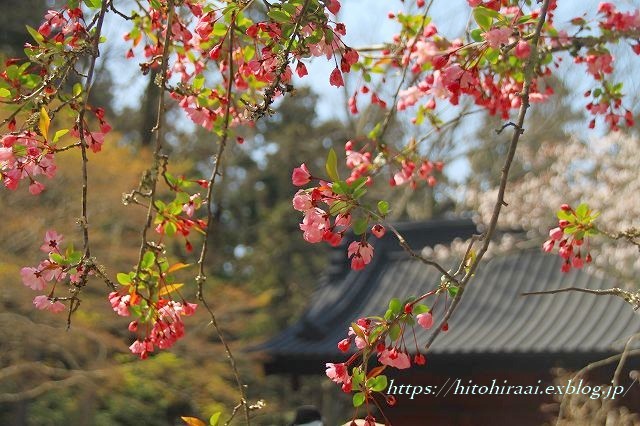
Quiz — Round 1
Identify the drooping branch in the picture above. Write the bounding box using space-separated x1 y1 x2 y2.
193 13 251 426
424 0 553 350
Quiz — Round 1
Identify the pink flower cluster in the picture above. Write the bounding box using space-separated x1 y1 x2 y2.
128 299 197 359
0 132 56 194
37 8 88 48
390 159 443 189
20 230 68 313
327 310 436 391
110 290 198 359
124 0 356 132
598 3 640 32
542 204 594 273
292 163 382 270
395 13 551 120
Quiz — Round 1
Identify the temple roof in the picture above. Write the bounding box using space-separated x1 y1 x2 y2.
257 219 640 374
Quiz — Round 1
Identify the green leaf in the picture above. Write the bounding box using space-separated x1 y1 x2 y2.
329 200 349 216
25 25 45 45
484 47 500 64
193 75 205 90
448 286 459 297
268 9 291 23
332 181 348 195
575 203 589 219
353 217 368 235
165 221 177 237
50 253 65 265
141 251 156 270
39 107 50 140
557 210 572 221
377 200 390 216
470 28 484 42
67 251 82 265
413 304 430 314
0 88 10 98
117 273 132 285
369 375 388 392
209 412 221 426
351 322 366 340
389 323 401 341
388 298 401 315
353 392 366 407
325 148 340 182
351 367 364 390
52 129 69 144
150 0 161 9
473 7 494 31
83 0 102 8
353 187 367 200
73 83 83 97
367 123 382 141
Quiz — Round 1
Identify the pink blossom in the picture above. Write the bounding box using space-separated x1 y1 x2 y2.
300 208 329 243
572 254 584 269
21 267 46 291
348 241 374 270
378 348 411 369
292 163 311 186
329 67 344 87
514 40 531 59
483 28 511 48
28 181 45 195
326 0 341 15
549 227 563 241
542 239 555 253
296 61 308 78
41 230 64 253
0 147 13 162
417 312 434 329
108 292 131 316
326 362 350 383
292 190 313 211
371 224 386 238
334 213 351 230
33 295 65 313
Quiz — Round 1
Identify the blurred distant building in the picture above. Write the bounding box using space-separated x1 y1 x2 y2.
258 220 640 425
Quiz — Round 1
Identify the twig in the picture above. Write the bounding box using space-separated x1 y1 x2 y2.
613 333 640 388
193 14 251 426
424 0 552 351
522 286 640 311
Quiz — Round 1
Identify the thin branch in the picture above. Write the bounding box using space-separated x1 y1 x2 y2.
613 333 640 388
424 0 552 350
193 14 251 426
377 0 435 142
133 0 176 280
76 0 109 260
522 286 640 310
0 369 110 403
